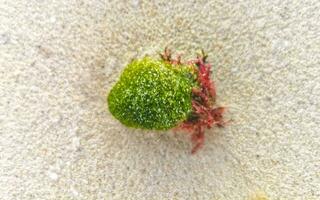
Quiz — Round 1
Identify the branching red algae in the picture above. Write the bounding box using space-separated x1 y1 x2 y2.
160 48 226 154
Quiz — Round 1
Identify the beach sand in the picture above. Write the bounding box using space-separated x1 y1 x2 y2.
0 0 319 199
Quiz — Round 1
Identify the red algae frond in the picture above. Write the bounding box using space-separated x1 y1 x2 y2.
161 48 226 154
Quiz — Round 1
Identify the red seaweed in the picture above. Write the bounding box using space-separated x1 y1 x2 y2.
161 48 226 154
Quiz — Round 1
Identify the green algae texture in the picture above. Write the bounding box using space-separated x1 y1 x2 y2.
108 57 196 130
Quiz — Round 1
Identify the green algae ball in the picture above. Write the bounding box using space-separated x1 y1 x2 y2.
107 57 196 130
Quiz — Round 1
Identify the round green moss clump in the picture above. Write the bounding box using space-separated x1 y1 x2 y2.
108 57 196 130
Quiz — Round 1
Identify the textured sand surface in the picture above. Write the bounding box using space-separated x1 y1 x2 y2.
1 0 319 199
